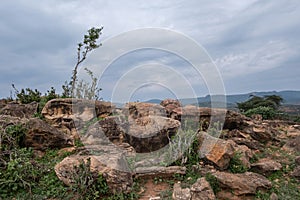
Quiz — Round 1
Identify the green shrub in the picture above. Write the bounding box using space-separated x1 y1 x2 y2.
244 106 277 120
205 173 220 194
229 151 248 173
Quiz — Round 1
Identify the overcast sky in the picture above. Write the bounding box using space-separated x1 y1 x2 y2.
0 0 299 101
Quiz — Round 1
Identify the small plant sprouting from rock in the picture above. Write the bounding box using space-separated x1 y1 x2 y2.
229 151 249 173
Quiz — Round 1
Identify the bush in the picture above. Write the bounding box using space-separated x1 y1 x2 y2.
244 106 277 120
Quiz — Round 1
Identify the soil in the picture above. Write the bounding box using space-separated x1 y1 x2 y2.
138 178 171 200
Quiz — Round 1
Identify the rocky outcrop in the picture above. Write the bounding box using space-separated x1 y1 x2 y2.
123 102 167 118
25 118 73 150
41 98 115 137
0 101 38 118
54 147 133 194
198 132 235 170
125 116 180 153
160 99 181 118
251 158 282 176
212 171 272 197
172 178 216 200
190 177 216 200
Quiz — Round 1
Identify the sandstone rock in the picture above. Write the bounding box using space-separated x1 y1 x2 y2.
0 115 28 128
212 171 272 196
54 148 133 194
41 98 115 137
244 125 273 143
190 177 216 200
232 143 253 169
251 158 282 176
160 99 181 118
172 182 191 200
25 118 73 150
215 190 254 200
283 135 300 152
231 137 263 150
123 102 166 119
223 110 249 130
198 132 235 170
125 116 180 153
0 101 38 118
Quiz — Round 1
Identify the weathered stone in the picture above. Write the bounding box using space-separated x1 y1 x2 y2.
244 125 273 143
212 171 272 196
41 98 115 137
232 143 253 169
231 137 263 150
160 99 181 118
123 102 166 119
125 116 180 153
198 132 235 170
25 118 73 150
251 158 282 176
172 182 191 200
283 135 300 152
190 177 216 200
54 147 133 194
0 101 38 118
223 110 249 130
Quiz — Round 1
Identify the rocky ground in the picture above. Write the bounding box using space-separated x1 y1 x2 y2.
0 98 300 199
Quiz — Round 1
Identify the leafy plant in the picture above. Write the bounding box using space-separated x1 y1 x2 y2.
229 151 248 173
12 84 42 104
244 106 277 120
205 173 220 194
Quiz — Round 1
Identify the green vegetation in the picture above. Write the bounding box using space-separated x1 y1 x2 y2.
228 151 249 173
62 27 103 99
237 95 284 119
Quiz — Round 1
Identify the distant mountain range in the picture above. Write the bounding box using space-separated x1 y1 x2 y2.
146 90 300 108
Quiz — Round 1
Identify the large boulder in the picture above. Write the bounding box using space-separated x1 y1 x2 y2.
212 171 272 197
125 116 180 153
0 101 38 118
172 178 216 200
198 132 235 170
122 102 166 118
41 98 115 138
54 146 133 194
25 118 73 150
160 99 181 118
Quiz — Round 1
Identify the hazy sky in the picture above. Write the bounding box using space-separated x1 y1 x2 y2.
1 0 299 101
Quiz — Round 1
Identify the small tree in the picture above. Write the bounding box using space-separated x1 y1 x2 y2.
237 94 284 120
62 27 103 98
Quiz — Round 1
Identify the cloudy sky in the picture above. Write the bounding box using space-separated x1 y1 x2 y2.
0 0 299 102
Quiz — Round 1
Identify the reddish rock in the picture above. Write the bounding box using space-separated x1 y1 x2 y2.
251 158 282 176
212 171 272 196
191 177 216 200
198 132 235 170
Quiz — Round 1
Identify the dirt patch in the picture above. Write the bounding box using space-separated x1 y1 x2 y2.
138 178 171 200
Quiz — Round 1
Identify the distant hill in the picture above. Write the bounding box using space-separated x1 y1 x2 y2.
145 90 300 108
